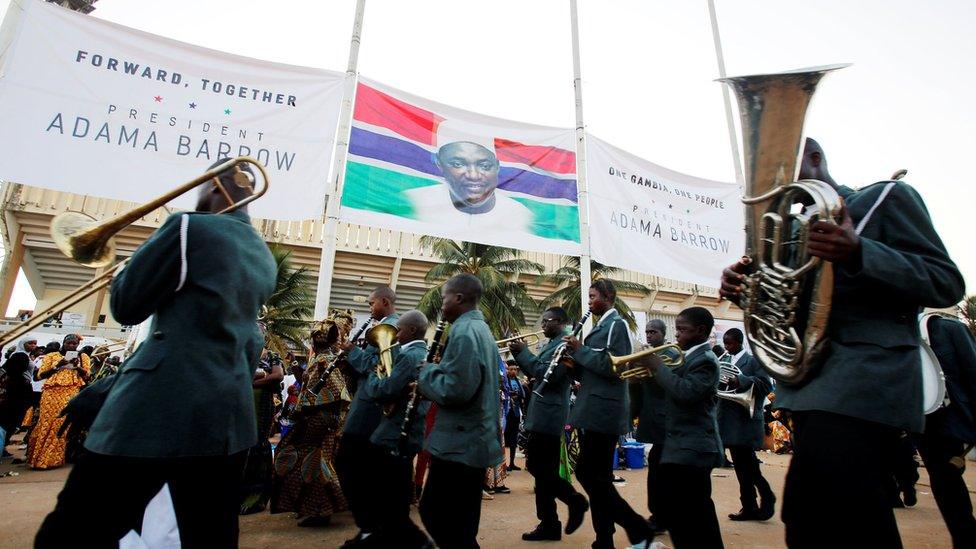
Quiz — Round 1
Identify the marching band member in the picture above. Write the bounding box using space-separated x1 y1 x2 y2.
336 286 399 548
630 318 678 535
508 306 589 542
916 315 976 547
36 161 276 547
417 274 502 549
715 328 774 521
563 279 653 549
645 307 725 548
359 310 434 549
721 138 964 547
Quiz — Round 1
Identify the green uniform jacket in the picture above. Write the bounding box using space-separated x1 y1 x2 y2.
343 314 399 438
776 182 965 432
654 344 723 468
86 210 276 458
418 309 503 469
516 337 571 437
361 339 430 455
716 351 771 449
569 309 632 436
631 345 682 445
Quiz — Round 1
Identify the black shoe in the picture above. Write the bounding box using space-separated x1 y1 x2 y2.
522 522 562 541
339 531 369 547
509 464 522 471
757 493 776 520
729 508 762 521
903 487 917 507
566 494 589 535
493 485 511 494
612 475 626 484
298 515 332 528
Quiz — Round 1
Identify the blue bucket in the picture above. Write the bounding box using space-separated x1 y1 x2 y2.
624 444 646 469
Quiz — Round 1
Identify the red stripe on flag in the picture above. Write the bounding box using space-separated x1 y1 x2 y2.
494 138 577 175
353 83 443 147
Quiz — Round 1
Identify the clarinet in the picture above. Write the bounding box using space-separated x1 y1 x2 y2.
394 319 447 457
308 318 373 394
533 310 592 399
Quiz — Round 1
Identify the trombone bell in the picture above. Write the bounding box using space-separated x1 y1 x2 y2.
52 212 117 268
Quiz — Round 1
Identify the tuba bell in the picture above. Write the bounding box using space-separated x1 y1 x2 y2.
718 64 849 385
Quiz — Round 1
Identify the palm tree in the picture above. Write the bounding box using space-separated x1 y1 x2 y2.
416 237 545 337
261 246 315 357
539 257 652 331
961 294 976 337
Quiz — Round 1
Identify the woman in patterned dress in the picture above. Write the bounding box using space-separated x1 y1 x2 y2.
270 310 354 527
27 334 89 470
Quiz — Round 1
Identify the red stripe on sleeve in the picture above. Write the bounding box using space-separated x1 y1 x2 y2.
353 83 443 147
494 138 577 175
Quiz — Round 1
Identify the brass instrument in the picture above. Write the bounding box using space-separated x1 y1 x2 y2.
90 342 127 359
718 65 848 384
610 343 684 381
717 362 756 417
367 323 399 378
0 157 269 350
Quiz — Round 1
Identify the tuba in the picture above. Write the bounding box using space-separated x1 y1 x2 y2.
366 323 400 379
719 64 849 385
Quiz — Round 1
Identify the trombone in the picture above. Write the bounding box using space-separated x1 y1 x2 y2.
610 343 685 381
0 157 269 349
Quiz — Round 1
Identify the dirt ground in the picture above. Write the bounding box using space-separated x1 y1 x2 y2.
2 437 973 548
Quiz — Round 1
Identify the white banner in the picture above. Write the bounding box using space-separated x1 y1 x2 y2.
0 0 343 220
586 135 745 287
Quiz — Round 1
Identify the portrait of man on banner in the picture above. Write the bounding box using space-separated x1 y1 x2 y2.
403 122 534 231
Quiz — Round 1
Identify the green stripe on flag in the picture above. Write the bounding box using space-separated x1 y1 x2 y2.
512 197 581 243
342 161 438 217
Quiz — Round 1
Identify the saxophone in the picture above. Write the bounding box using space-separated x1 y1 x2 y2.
719 64 848 385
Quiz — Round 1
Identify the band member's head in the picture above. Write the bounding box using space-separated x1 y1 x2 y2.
723 328 744 355
61 333 80 352
196 158 256 214
541 306 569 339
675 307 714 350
798 137 831 183
645 318 666 347
441 273 483 322
435 141 501 213
396 310 428 345
368 285 397 321
588 279 616 316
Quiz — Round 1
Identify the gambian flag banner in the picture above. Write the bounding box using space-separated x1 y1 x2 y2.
339 78 581 255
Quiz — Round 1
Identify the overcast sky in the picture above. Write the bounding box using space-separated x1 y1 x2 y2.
3 0 974 313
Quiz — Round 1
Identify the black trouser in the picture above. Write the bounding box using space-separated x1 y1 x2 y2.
335 432 384 532
35 450 245 548
371 445 428 547
574 430 648 547
728 445 773 511
915 431 976 548
886 432 919 502
419 456 485 549
658 463 723 549
525 431 580 526
645 442 664 522
783 411 902 548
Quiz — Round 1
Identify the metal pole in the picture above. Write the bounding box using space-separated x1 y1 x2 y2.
314 0 366 319
570 0 593 329
706 0 744 185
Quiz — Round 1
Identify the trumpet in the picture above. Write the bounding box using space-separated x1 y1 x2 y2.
610 343 685 381
497 331 544 348
717 362 756 417
0 156 269 350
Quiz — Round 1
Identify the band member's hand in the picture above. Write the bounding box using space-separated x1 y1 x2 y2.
808 205 860 264
720 258 750 303
563 335 582 351
726 375 741 390
508 340 526 355
339 340 357 353
559 356 575 369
